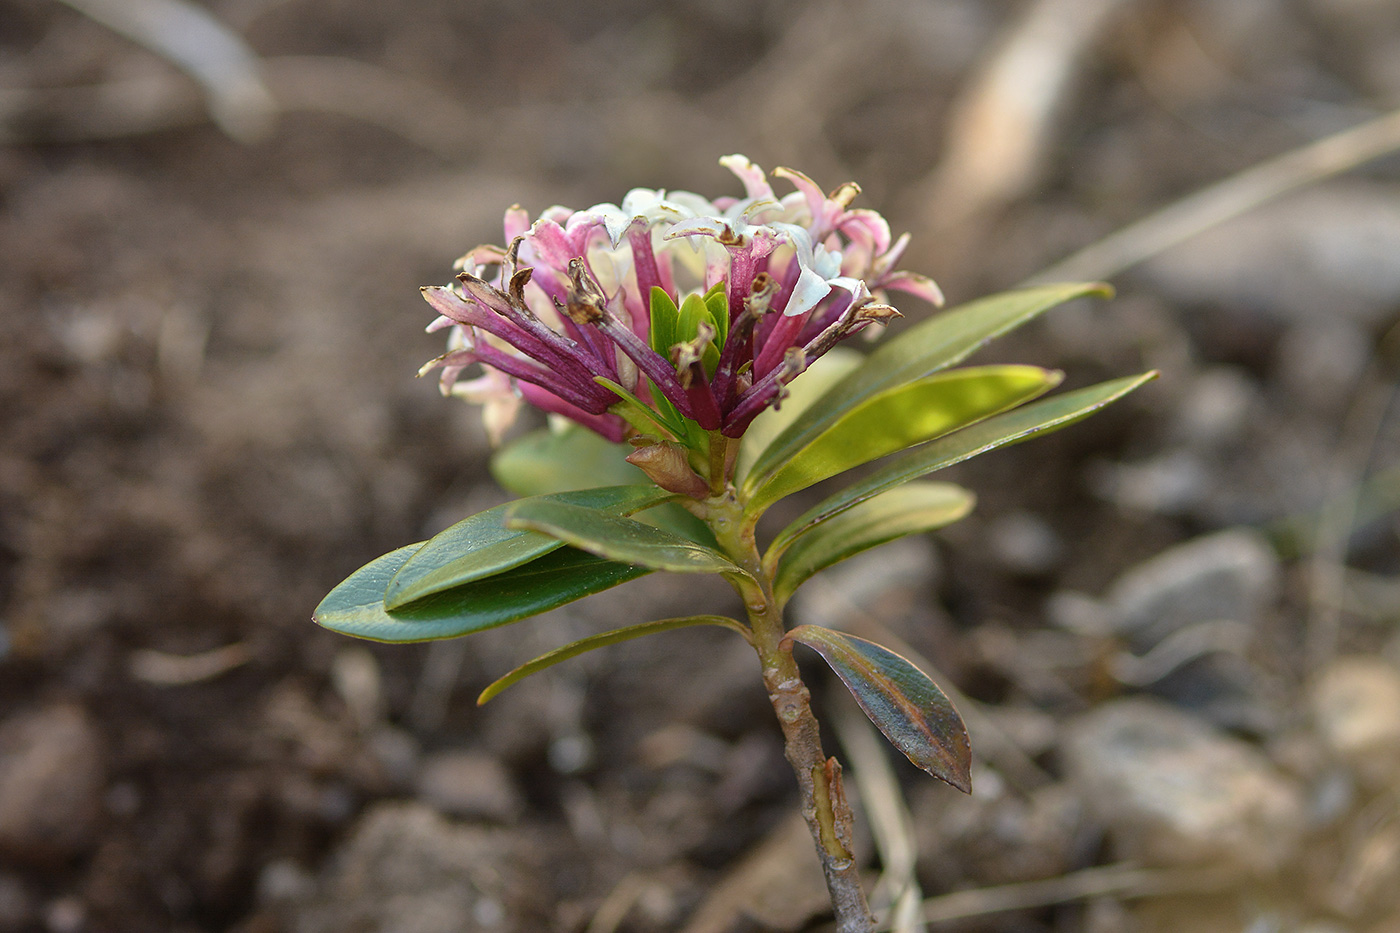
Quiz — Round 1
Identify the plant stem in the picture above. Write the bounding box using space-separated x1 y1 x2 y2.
705 487 876 933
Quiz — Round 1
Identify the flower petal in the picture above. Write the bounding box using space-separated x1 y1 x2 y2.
720 154 773 200
879 271 945 306
785 265 834 318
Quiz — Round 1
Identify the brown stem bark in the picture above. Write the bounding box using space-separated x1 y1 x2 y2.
705 486 875 933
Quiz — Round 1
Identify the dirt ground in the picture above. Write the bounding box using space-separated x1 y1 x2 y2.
3 1 1400 931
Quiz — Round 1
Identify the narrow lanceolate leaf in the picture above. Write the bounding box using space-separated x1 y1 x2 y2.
596 376 686 440
768 372 1157 558
786 625 970 792
745 283 1109 491
649 286 679 356
506 499 747 577
744 365 1061 516
771 483 975 605
385 485 673 610
314 546 650 644
477 615 750 704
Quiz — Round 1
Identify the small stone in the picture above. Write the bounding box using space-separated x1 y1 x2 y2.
0 705 104 864
1063 698 1304 873
286 802 536 933
1169 367 1256 449
1274 321 1371 415
927 781 1084 884
415 751 523 822
43 896 84 933
1309 656 1400 788
256 859 317 909
1144 183 1400 327
1091 450 1211 516
331 646 384 730
1104 529 1279 649
986 511 1062 575
0 874 36 928
365 726 421 788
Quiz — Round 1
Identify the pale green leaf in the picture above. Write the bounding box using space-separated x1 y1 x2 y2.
768 372 1158 558
744 365 1061 516
745 283 1109 491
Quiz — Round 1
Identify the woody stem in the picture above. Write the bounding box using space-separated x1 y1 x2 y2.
705 487 875 933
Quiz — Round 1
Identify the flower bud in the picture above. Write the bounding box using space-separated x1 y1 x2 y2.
626 442 710 499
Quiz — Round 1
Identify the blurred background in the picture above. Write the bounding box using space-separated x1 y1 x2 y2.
2 0 1400 931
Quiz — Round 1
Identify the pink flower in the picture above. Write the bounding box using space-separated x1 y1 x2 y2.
422 155 941 446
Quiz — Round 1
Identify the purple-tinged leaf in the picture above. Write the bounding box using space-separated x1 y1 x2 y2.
785 625 971 792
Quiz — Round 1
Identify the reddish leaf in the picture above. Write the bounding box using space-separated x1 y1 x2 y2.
785 625 971 792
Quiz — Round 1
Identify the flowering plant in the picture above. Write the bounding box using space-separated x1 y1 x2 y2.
315 156 1154 931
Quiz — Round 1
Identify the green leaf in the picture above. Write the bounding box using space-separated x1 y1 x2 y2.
737 346 863 482
677 293 721 375
596 376 685 439
506 499 746 577
490 424 717 547
745 283 1109 492
745 365 1061 516
477 615 750 704
703 280 729 348
315 546 650 643
771 482 975 605
649 286 679 356
785 625 970 792
768 372 1158 558
492 424 643 497
385 485 673 610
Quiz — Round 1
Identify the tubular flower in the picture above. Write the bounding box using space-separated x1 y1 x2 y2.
421 155 942 447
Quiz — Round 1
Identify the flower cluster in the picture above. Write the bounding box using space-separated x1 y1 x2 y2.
421 155 942 451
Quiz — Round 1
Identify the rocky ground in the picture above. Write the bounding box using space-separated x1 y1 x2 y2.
2 0 1400 931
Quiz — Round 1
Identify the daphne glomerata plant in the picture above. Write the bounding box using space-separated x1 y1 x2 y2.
316 155 1154 932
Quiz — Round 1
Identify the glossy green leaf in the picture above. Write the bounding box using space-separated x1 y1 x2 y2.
745 282 1109 492
477 615 750 704
737 347 863 482
650 286 679 356
786 625 970 792
314 545 650 643
703 281 729 348
677 292 721 375
506 499 745 577
385 485 672 610
772 482 975 605
745 365 1061 516
769 372 1157 558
